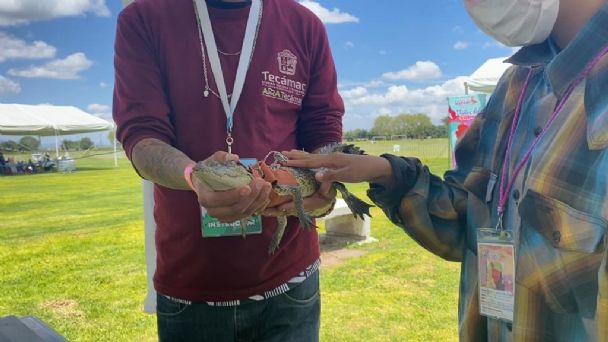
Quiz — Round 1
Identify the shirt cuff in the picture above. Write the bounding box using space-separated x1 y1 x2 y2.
366 154 420 210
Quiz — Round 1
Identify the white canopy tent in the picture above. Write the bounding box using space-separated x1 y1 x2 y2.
465 57 512 94
0 103 116 165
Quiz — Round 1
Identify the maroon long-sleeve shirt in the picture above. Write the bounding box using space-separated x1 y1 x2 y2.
113 0 343 301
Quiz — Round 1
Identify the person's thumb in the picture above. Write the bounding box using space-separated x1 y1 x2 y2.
318 181 333 197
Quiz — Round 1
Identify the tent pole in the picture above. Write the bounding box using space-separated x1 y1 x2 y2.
113 129 118 167
464 82 469 95
54 132 59 159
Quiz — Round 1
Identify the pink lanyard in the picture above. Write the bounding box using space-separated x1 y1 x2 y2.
496 46 608 228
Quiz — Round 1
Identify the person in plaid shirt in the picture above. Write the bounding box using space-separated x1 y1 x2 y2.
281 0 608 340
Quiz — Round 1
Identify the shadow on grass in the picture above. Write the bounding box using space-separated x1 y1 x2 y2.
319 234 361 252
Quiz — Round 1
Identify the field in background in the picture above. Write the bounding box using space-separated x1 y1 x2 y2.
354 138 450 170
0 140 459 341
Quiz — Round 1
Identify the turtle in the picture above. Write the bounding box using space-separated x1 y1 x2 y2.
192 143 373 254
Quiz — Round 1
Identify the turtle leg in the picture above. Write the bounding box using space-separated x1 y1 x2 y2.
269 215 288 254
275 184 315 230
333 182 374 219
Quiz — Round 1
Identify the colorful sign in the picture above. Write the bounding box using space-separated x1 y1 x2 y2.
447 94 487 167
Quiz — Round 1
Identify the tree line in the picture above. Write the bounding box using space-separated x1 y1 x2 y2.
0 136 95 153
344 113 448 141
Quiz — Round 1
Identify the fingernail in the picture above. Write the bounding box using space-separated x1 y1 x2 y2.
240 187 251 196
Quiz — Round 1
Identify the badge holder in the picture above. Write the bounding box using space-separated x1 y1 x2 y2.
202 212 262 238
239 158 258 167
477 227 515 323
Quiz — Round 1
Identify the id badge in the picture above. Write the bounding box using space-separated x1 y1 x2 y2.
477 228 515 323
201 209 262 237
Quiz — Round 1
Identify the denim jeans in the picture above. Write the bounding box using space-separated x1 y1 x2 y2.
157 270 320 342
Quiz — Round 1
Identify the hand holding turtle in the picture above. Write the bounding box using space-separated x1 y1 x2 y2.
191 151 272 223
263 180 337 217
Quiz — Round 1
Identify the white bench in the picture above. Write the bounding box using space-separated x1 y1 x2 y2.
319 198 372 242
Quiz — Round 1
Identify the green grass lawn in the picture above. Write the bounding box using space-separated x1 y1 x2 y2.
0 141 460 341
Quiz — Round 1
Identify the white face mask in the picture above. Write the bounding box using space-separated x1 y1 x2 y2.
464 0 560 47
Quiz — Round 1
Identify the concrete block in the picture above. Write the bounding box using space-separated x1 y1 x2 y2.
320 199 371 240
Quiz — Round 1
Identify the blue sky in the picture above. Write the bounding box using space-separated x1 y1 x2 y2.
0 0 515 137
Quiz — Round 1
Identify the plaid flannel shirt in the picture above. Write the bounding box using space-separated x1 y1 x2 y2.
369 4 608 341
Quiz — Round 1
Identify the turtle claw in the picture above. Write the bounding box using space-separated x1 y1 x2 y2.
268 238 280 255
334 182 373 220
239 219 248 239
299 213 315 231
269 216 288 255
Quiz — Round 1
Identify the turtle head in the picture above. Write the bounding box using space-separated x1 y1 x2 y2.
192 159 252 191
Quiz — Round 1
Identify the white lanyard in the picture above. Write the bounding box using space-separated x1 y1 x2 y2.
193 0 262 153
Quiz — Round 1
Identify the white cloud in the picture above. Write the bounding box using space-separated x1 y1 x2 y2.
482 41 509 49
340 86 368 99
0 75 21 94
366 80 386 88
452 26 464 34
8 52 93 80
0 0 110 26
339 79 386 89
345 41 355 49
99 82 107 88
341 76 469 130
298 1 359 24
482 41 520 54
382 61 442 81
453 41 470 50
88 104 110 113
0 32 56 62
87 103 112 121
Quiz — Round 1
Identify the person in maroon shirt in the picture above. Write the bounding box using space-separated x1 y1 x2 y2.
113 0 343 340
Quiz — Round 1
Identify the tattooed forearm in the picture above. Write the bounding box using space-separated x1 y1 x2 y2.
131 138 193 190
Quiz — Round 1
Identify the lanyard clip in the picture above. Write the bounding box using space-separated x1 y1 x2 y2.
495 213 504 231
226 133 234 154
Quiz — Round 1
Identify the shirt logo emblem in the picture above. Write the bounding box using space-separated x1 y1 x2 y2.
277 49 297 76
